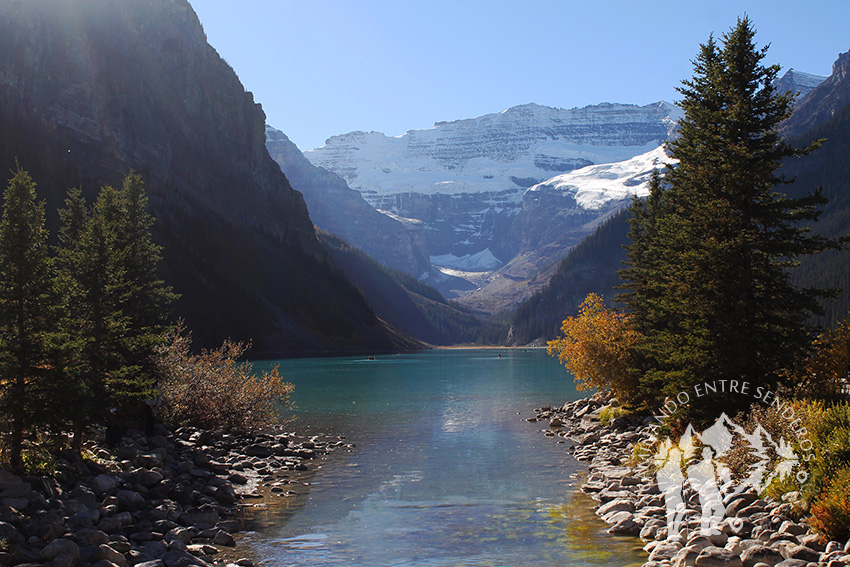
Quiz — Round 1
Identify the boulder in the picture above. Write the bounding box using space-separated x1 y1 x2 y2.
695 546 743 567
608 517 641 536
673 545 701 567
783 545 820 563
92 474 120 497
115 489 146 512
773 560 809 567
97 543 128 567
740 544 784 567
649 541 683 562
598 498 636 517
39 538 80 564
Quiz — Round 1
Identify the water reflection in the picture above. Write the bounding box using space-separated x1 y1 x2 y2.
246 349 645 566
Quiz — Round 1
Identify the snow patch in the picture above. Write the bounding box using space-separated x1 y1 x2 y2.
526 145 676 210
430 249 503 272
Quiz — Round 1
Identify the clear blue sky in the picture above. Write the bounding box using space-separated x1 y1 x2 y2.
189 1 850 151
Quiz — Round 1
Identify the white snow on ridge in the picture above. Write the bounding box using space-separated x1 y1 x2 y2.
430 248 503 272
304 101 682 200
527 145 677 210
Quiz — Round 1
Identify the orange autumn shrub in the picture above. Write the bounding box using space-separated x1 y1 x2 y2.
547 293 641 404
155 322 293 431
810 465 850 541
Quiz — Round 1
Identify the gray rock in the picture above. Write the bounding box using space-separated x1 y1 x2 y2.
162 548 207 567
179 506 219 529
726 494 759 517
685 536 714 552
97 544 128 567
93 474 120 497
777 521 806 537
140 540 168 558
674 545 701 567
165 527 194 544
115 489 146 512
97 516 124 533
39 538 80 563
695 546 743 567
133 470 165 488
597 498 635 517
136 562 166 567
226 473 247 485
740 544 784 567
798 534 825 551
243 445 272 458
603 510 634 525
0 471 23 492
826 541 844 555
783 545 820 563
640 520 665 540
212 531 235 547
773 560 809 567
649 541 683 562
608 517 641 536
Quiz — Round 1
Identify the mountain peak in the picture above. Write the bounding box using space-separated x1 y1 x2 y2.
774 68 828 101
781 49 850 137
833 49 850 80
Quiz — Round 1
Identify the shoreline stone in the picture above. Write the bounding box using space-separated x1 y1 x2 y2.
532 394 847 567
0 424 345 567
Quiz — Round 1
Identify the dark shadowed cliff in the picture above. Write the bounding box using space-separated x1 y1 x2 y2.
0 0 414 352
265 126 430 276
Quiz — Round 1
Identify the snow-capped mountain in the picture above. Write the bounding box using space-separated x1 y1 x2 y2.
301 101 681 311
306 101 681 201
525 145 673 210
774 68 828 102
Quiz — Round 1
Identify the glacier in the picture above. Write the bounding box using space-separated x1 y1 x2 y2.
525 145 675 210
299 100 683 313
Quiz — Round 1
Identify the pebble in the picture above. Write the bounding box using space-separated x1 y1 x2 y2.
0 424 338 567
534 393 842 567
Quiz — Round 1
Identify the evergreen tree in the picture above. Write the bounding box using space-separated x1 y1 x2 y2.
58 186 129 444
112 173 176 411
619 18 845 418
0 169 60 471
57 175 174 443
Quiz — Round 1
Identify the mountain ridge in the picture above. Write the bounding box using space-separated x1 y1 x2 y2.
0 0 414 352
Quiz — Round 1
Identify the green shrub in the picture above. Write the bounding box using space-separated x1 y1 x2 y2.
599 405 625 427
20 447 56 476
801 401 850 499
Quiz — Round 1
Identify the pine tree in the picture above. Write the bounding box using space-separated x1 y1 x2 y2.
619 18 845 418
58 186 130 444
57 175 174 444
0 169 60 471
112 173 176 412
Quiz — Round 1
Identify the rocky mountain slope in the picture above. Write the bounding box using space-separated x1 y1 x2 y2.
305 102 681 312
781 51 850 136
0 0 414 352
509 56 849 344
265 126 429 275
774 68 828 102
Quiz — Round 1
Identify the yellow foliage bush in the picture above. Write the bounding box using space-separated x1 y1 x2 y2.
155 323 293 431
547 293 641 403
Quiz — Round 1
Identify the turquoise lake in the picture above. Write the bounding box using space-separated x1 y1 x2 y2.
247 348 644 566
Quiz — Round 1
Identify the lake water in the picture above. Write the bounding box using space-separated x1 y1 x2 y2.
247 348 644 566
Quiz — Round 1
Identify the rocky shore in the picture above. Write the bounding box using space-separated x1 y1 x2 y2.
533 395 850 567
0 425 347 567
